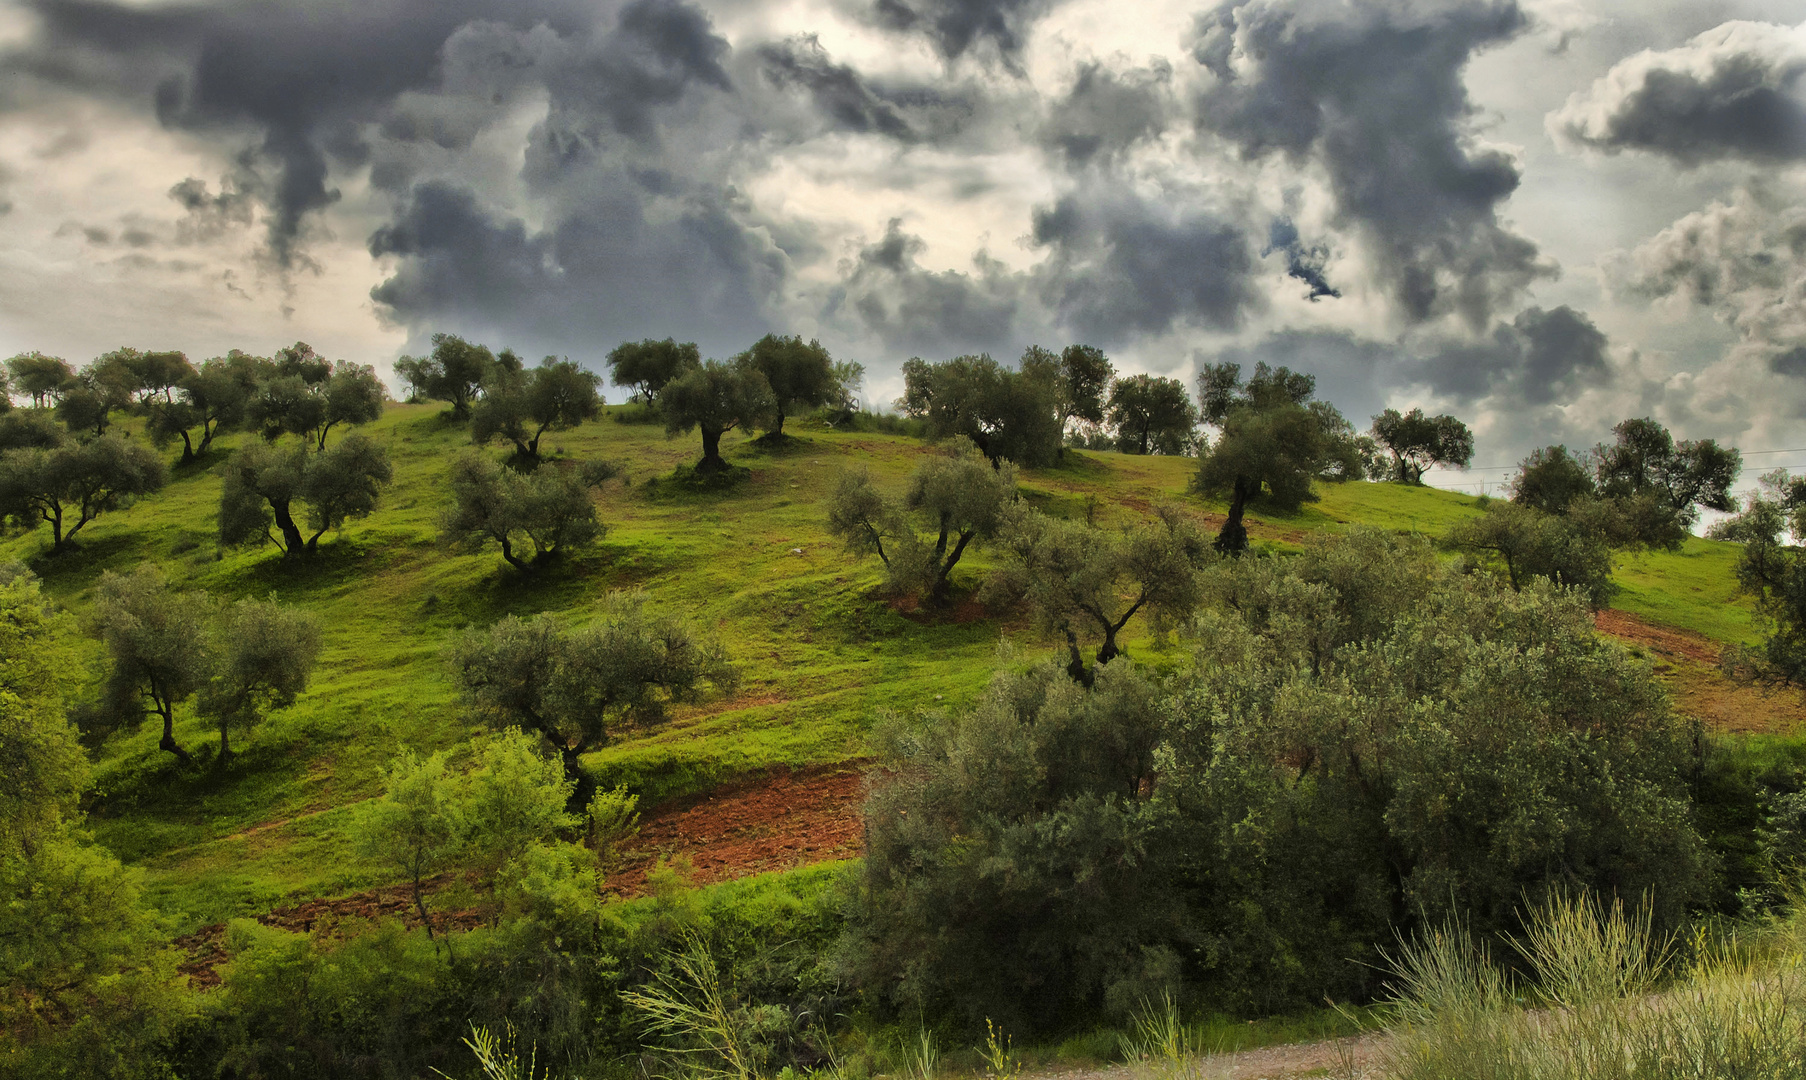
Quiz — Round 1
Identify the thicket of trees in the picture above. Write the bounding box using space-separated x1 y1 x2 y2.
843 531 1708 1031
86 565 321 763
1447 418 1741 607
0 566 189 1077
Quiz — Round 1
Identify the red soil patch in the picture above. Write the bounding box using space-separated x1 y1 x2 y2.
173 766 868 987
606 765 865 897
1594 608 1721 666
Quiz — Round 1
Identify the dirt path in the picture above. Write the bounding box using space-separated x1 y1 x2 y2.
1035 1033 1386 1080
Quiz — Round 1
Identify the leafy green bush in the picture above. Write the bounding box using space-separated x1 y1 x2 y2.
844 530 1713 1030
841 659 1171 1033
1164 531 1710 1010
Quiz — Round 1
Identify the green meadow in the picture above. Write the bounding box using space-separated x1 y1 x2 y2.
5 403 1765 935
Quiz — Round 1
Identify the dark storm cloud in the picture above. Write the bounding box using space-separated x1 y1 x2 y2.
1553 21 1806 166
838 219 1022 356
1263 217 1339 301
1190 0 1550 328
369 175 785 361
1040 61 1171 166
870 0 1053 64
1408 305 1611 406
1029 188 1258 344
756 36 916 140
1771 346 1806 379
7 0 743 265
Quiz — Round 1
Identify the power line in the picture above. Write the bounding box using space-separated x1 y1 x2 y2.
1424 446 1806 476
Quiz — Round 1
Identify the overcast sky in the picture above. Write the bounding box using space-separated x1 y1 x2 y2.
1 0 1803 489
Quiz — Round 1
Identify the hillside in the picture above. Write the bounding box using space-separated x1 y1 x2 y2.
4 404 1772 937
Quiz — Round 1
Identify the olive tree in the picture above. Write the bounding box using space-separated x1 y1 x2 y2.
0 434 167 551
1106 374 1197 455
1055 344 1114 437
90 569 320 763
53 364 131 437
449 592 738 810
0 410 63 451
394 333 500 418
1710 470 1806 684
1510 444 1596 514
842 660 1168 1033
197 599 322 759
606 338 700 404
1444 501 1616 608
1593 417 1740 549
996 505 1210 678
470 357 603 466
5 352 73 408
737 334 835 437
1192 362 1361 554
441 452 622 571
825 438 1019 605
218 433 393 558
898 353 1063 467
149 351 267 463
90 566 215 764
1368 407 1473 483
248 360 384 450
660 358 774 474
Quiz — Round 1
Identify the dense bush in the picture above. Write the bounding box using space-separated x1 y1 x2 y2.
844 531 1712 1030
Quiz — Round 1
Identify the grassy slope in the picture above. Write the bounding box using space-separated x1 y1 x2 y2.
7 406 1758 932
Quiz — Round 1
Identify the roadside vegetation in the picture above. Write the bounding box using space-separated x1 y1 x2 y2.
5 338 1806 1079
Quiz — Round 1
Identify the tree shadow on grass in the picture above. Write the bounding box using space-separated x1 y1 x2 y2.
434 541 683 628
23 531 145 589
642 463 754 500
741 431 816 457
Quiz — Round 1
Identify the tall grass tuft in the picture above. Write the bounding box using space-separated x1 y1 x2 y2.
436 1022 559 1080
1118 995 1218 1080
1382 892 1806 1079
622 934 759 1080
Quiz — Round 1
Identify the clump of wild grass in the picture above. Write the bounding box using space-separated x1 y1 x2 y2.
621 933 760 1080
1118 995 1220 1080
1382 891 1806 1080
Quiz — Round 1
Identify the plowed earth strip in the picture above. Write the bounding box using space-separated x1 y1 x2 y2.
173 764 868 987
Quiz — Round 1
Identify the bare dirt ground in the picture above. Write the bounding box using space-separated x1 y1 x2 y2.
605 764 865 896
1595 609 1806 734
1036 1033 1385 1080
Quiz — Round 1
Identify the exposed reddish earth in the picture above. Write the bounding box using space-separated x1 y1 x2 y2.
174 764 868 986
606 764 865 896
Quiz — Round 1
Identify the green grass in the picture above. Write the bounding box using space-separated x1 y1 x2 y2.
1610 537 1761 643
3 408 1763 933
